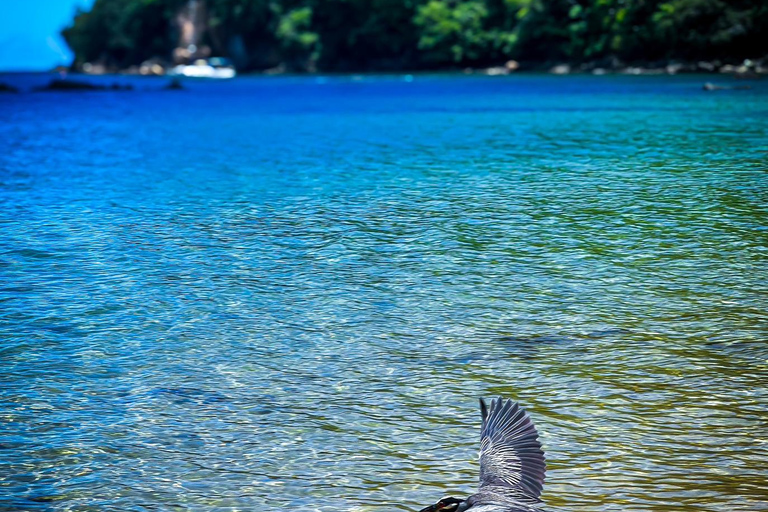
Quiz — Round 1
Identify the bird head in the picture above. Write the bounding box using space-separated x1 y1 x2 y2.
418 497 465 512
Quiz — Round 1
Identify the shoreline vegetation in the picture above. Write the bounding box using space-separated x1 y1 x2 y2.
60 0 768 77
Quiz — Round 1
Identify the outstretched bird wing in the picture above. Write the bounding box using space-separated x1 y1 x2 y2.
478 397 546 500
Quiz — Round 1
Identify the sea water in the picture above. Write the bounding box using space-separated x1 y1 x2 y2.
0 73 766 511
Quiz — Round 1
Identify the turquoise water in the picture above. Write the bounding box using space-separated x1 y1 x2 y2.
1 74 767 512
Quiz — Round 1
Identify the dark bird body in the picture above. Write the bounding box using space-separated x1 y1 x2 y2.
419 398 546 512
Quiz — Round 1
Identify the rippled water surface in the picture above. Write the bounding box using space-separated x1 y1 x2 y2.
1 74 767 512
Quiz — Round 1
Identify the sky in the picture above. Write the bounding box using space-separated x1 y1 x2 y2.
0 0 94 71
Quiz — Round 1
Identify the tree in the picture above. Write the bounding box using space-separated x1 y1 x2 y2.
62 0 768 72
62 0 183 69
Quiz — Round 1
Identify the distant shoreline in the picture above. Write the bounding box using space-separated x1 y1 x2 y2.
1 68 761 96
2 63 766 79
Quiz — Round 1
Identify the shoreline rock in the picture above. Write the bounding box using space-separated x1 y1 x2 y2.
460 57 768 77
164 78 184 90
541 57 768 76
703 82 752 91
0 82 19 93
35 79 134 92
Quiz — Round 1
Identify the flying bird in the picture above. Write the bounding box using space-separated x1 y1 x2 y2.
419 397 546 512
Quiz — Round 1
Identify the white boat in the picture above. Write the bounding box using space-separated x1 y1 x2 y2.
170 58 236 79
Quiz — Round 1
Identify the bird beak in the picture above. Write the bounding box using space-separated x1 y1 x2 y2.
418 505 437 512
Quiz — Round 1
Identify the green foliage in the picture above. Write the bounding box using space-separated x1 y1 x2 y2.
204 0 281 69
414 1 490 64
276 7 319 69
62 0 184 69
62 0 768 71
651 0 768 59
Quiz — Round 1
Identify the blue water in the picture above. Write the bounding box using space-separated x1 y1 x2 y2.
1 73 767 512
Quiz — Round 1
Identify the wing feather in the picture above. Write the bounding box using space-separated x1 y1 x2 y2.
478 397 546 500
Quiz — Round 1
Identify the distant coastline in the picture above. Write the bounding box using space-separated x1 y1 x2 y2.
61 0 768 80
0 67 761 98
60 57 768 79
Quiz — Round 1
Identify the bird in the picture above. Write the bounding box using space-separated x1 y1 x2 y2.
418 397 546 512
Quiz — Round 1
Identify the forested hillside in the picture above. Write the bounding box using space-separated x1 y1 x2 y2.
62 0 768 72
